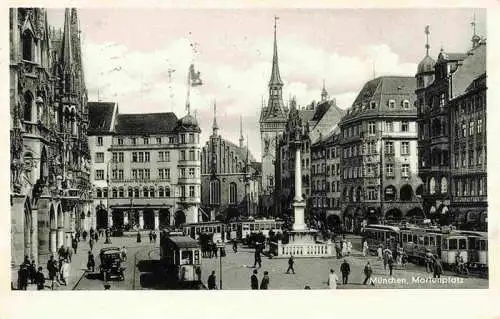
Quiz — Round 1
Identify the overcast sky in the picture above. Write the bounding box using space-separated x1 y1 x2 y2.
47 8 485 159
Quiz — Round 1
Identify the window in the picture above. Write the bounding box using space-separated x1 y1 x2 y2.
180 150 186 161
138 152 144 162
402 100 410 109
112 169 117 180
367 187 377 200
469 121 475 136
180 168 186 178
440 93 446 107
462 151 467 167
429 177 436 195
401 142 410 155
131 138 136 145
95 170 104 180
143 137 149 145
165 168 170 179
145 169 150 180
117 138 124 145
165 151 170 162
169 136 175 143
386 121 394 132
145 152 150 162
477 147 483 165
469 150 474 167
134 188 139 197
189 168 195 178
112 188 117 198
370 101 376 109
477 119 483 134
401 164 410 178
143 187 149 197
132 152 137 162
103 188 108 198
158 151 164 162
385 141 394 154
368 121 376 134
96 189 102 198
441 177 448 193
386 164 394 177
97 137 103 146
118 153 124 163
189 186 195 197
180 186 186 198
150 187 155 197
165 187 170 197
181 134 186 144
138 169 144 180
462 123 467 137
22 30 33 61
118 170 124 180
112 152 117 163
95 152 104 163
401 121 409 132
132 169 137 180
388 100 395 108
156 137 161 144
189 150 195 161
189 133 194 143
158 187 164 197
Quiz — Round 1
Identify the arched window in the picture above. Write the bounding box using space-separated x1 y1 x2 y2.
400 184 413 201
384 186 396 201
134 188 139 198
158 187 164 197
229 182 237 204
143 187 149 197
150 187 155 197
165 186 170 197
128 187 133 197
429 177 436 195
23 91 33 122
96 188 102 198
22 30 33 61
118 187 124 198
112 188 117 198
210 179 221 205
441 177 448 194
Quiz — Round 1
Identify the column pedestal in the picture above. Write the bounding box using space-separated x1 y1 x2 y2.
123 211 129 226
108 210 113 228
154 210 159 230
138 211 144 229
57 227 64 249
50 229 57 255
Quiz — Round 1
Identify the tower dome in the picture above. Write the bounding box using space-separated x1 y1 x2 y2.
417 55 436 74
177 113 200 132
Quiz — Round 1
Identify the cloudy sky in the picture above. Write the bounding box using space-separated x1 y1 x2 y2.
47 8 485 159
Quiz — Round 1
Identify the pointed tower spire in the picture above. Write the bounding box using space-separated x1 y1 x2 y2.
269 16 283 86
62 8 73 69
425 25 430 56
471 13 481 48
321 79 328 102
239 115 244 148
212 100 218 136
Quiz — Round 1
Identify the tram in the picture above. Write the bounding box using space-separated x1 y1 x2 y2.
363 225 400 254
239 219 285 242
400 227 443 264
159 230 202 289
183 221 228 242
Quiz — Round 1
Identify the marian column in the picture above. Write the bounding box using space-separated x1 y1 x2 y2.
292 139 306 231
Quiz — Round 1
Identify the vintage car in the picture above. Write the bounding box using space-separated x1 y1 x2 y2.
99 247 125 281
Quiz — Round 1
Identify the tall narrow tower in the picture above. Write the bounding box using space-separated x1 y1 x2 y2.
259 16 288 197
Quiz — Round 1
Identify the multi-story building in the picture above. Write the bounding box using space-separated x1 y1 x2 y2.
339 76 423 232
448 37 487 230
310 128 342 229
200 108 261 220
277 90 345 223
88 104 202 230
259 20 288 215
416 26 469 221
10 8 92 267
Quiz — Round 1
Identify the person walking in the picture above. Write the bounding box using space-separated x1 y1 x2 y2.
28 259 37 284
363 261 375 286
340 259 350 285
362 240 369 257
47 255 59 290
72 237 78 255
89 237 94 251
60 259 71 286
152 231 157 243
433 257 443 279
347 240 352 256
136 231 141 243
327 269 339 289
388 254 394 276
260 271 270 290
253 249 262 268
286 255 295 274
87 251 95 272
207 270 217 290
35 266 46 290
82 230 88 242
377 245 383 261
341 241 348 257
66 246 73 263
232 240 238 253
149 231 153 243
120 246 127 262
251 269 259 290
17 263 29 290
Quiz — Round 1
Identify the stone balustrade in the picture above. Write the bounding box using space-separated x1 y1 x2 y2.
270 240 334 258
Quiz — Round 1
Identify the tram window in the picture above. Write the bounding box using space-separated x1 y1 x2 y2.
479 240 486 250
424 237 429 246
194 250 200 264
216 226 221 233
449 239 457 250
459 239 467 250
442 239 448 250
181 251 193 265
232 224 237 231
413 235 418 243
469 237 476 250
250 224 254 231
430 236 435 246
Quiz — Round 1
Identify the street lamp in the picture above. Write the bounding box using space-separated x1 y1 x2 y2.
216 241 224 289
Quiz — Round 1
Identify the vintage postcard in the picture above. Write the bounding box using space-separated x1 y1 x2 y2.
4 2 499 318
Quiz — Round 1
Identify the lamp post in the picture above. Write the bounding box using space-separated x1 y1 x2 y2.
217 241 224 289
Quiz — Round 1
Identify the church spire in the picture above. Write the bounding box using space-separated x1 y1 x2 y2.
321 79 328 102
269 16 283 86
425 25 430 56
62 8 73 70
212 100 218 136
239 115 244 148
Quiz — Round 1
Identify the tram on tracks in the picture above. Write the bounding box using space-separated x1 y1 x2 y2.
159 230 203 289
362 224 488 276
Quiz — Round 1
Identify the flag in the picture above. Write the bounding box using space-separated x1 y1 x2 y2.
425 25 430 34
189 64 203 86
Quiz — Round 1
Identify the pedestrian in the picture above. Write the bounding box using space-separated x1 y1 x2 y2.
149 231 153 243
250 269 259 290
383 248 391 270
363 261 375 286
347 240 352 256
401 253 408 269
341 241 348 257
253 249 262 268
286 255 295 274
425 251 433 273
82 230 88 242
47 255 59 290
327 269 339 289
152 231 157 243
89 237 94 251
18 264 29 290
120 246 127 262
28 259 37 284
212 242 218 258
136 231 141 243
72 237 78 255
260 271 270 290
76 230 80 242
433 257 443 279
60 259 71 286
58 245 66 260
232 240 238 253
362 240 369 257
207 270 217 290
377 246 383 261
66 246 73 263
388 254 394 276
87 251 95 272
35 266 45 290
95 232 99 243
340 259 350 285
335 241 341 259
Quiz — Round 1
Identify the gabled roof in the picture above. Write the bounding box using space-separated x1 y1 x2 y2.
309 100 345 144
451 43 486 99
88 102 116 135
114 112 178 135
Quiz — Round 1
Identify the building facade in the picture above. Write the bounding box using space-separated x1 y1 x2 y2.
448 38 487 230
88 104 202 230
10 8 92 267
200 110 261 220
259 20 288 215
339 76 423 232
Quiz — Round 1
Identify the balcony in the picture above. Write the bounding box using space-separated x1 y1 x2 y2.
178 196 201 205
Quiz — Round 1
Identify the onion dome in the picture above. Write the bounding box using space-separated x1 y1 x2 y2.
417 55 435 74
177 113 201 132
